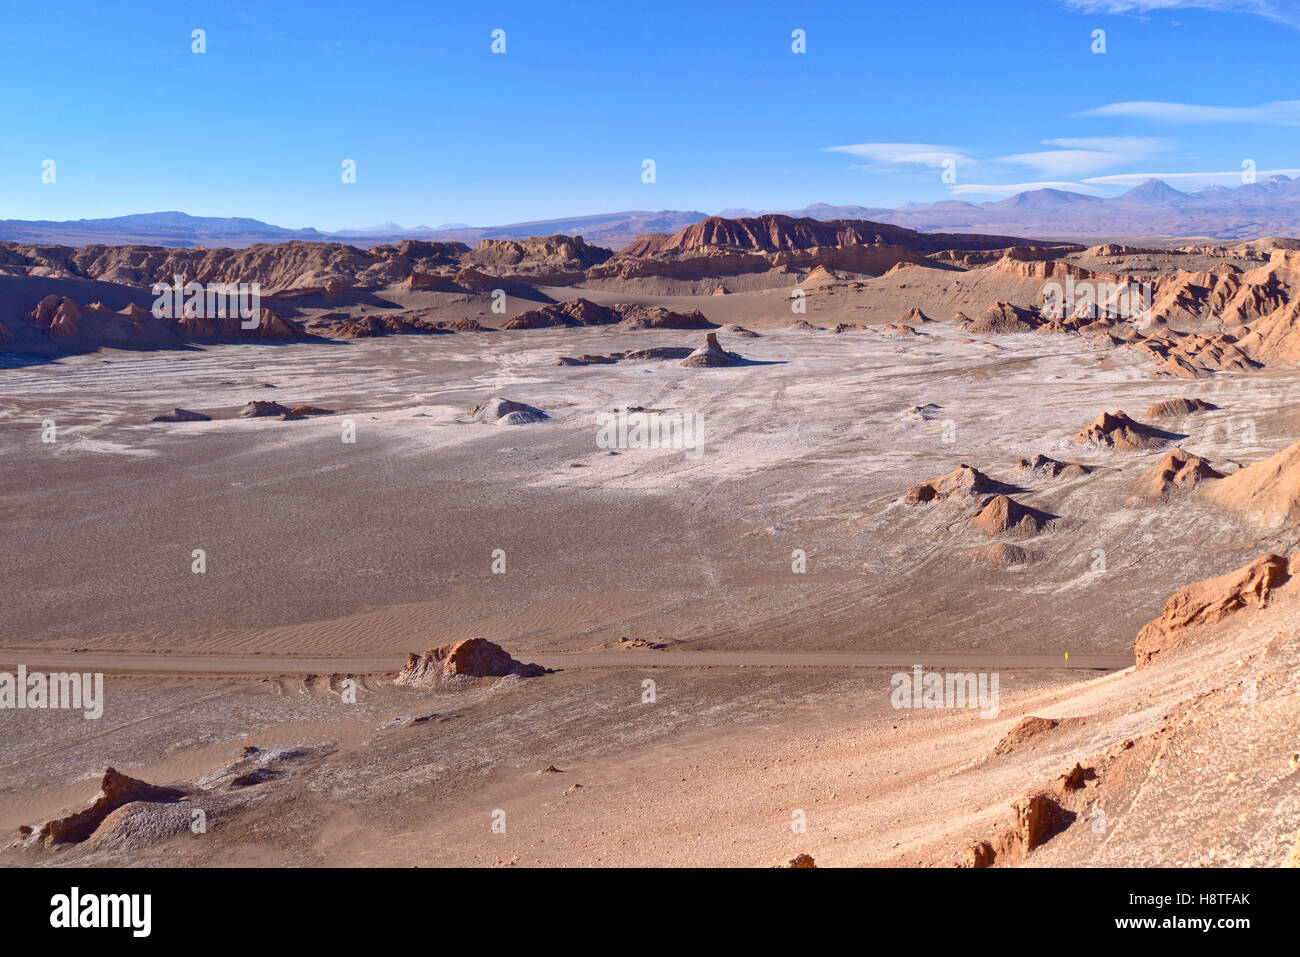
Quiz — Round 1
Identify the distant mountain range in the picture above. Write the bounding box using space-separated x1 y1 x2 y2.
0 211 328 247
788 176 1300 242
9 176 1300 250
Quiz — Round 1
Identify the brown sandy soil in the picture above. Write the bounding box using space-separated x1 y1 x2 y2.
1 319 1287 659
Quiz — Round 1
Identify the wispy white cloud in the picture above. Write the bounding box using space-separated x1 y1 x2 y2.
998 150 1128 176
998 136 1171 176
822 143 973 168
949 181 1108 196
1060 1 1300 29
1043 136 1173 153
1084 167 1300 184
1080 100 1300 124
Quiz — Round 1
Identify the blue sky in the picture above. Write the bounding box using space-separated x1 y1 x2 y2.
3 0 1300 229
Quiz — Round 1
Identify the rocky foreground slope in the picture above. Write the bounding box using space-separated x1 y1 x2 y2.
7 554 1299 867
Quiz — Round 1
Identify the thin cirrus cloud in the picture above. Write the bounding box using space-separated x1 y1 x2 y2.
997 136 1172 176
822 143 974 169
1080 100 1300 125
1059 1 1300 28
1084 168 1300 184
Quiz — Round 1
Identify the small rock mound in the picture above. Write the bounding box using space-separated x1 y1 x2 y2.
1134 553 1294 667
969 542 1036 567
971 494 1049 537
151 408 210 423
26 294 83 336
801 264 842 287
240 400 291 418
471 397 549 425
680 332 747 368
395 638 545 689
787 853 817 868
901 306 932 323
905 464 997 504
502 298 615 330
615 304 713 330
83 800 196 854
1015 454 1092 479
719 323 759 338
903 402 944 421
1146 397 1219 418
965 301 1040 334
1069 410 1174 451
1127 448 1222 501
992 716 1061 756
24 768 186 847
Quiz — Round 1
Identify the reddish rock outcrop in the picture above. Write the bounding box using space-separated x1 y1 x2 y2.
964 301 1041 334
27 768 186 846
616 304 714 330
623 215 1033 257
395 638 545 688
905 464 997 504
1127 448 1222 501
503 298 618 329
1146 397 1218 418
971 494 1049 537
26 294 83 336
461 234 612 283
1134 553 1294 667
1069 410 1175 451
407 272 461 291
335 314 453 338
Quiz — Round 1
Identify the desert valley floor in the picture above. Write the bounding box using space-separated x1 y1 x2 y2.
4 228 1300 867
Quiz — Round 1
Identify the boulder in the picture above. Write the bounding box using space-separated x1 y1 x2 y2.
471 397 548 425
151 408 211 423
240 401 291 417
395 638 545 689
